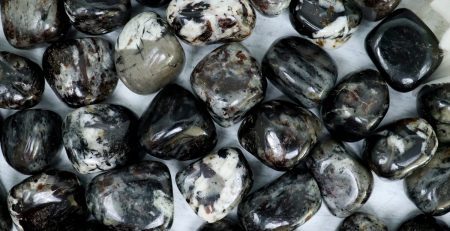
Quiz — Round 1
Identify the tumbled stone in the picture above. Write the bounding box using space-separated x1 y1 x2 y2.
137 0 170 7
166 0 256 45
307 138 373 218
1 0 70 48
43 37 118 107
238 100 321 171
86 161 173 230
289 0 362 48
8 170 87 231
1 109 62 175
250 0 290 17
365 9 443 92
115 12 185 94
363 118 438 180
353 0 401 21
138 84 217 160
397 214 449 231
198 218 244 231
0 183 11 231
262 36 337 108
63 104 139 174
64 0 131 35
321 69 389 142
339 212 387 231
191 43 266 127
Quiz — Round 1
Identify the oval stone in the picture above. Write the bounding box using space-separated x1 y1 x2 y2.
0 183 11 231
353 0 401 21
250 0 290 17
397 214 449 231
321 69 390 142
339 212 387 231
198 218 243 231
137 0 170 7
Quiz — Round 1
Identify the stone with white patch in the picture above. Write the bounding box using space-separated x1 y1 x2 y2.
250 0 290 17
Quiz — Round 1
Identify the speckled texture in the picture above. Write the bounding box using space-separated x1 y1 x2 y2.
353 0 401 21
0 183 11 231
339 212 387 231
138 84 217 160
1 109 62 175
43 37 118 107
191 43 266 127
363 118 438 180
115 12 185 95
137 0 170 7
197 218 244 231
86 161 173 230
397 214 450 231
250 0 290 17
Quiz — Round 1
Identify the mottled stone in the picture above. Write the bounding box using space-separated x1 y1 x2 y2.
365 9 443 92
289 0 362 48
87 161 173 230
166 0 256 45
191 43 266 127
339 212 387 231
8 170 87 231
64 0 131 35
353 0 401 21
43 37 118 107
397 214 450 231
137 0 170 7
363 118 438 180
1 109 62 175
321 69 390 142
1 0 70 48
0 183 11 231
307 138 373 217
262 36 337 108
138 84 217 160
115 12 185 94
198 218 244 231
250 0 290 17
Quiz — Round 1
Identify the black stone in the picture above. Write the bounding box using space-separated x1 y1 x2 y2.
353 0 401 21
198 218 244 231
137 0 170 7
0 183 11 231
397 214 450 231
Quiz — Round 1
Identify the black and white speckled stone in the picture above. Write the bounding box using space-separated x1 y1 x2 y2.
137 0 170 7
138 84 217 160
0 183 11 231
250 0 290 17
262 36 337 108
363 118 438 180
238 100 321 171
191 43 266 127
176 147 252 223
166 0 256 45
198 218 244 231
0 52 45 109
1 0 70 48
64 0 131 35
86 161 173 230
353 0 401 21
63 104 139 174
1 109 62 175
397 214 450 231
339 212 387 231
307 138 373 218
43 37 118 107
8 170 87 231
115 12 185 95
289 0 362 48
365 9 443 92
238 169 321 230
321 69 390 142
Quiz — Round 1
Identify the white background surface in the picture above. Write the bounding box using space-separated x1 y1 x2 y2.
0 0 450 230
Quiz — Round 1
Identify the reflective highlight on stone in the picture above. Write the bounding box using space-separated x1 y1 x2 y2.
353 0 401 21
250 0 290 17
397 214 449 231
339 212 387 231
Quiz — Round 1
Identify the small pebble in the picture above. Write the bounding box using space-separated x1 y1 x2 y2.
339 212 387 231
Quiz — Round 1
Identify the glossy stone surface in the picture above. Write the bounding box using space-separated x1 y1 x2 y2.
250 0 290 17
87 161 173 230
353 0 401 21
0 52 45 109
262 36 337 108
339 212 387 231
167 0 256 45
64 0 131 35
191 43 266 127
238 100 321 171
307 138 373 217
1 109 62 175
8 170 87 231
289 0 362 48
365 9 443 92
321 69 389 142
238 169 321 231
0 183 11 231
397 214 450 231
138 84 217 160
63 104 139 174
137 0 170 7
43 37 118 107
363 118 438 180
198 218 243 231
1 0 70 48
115 12 185 94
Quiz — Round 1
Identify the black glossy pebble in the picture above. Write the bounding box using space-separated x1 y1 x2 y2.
366 9 443 92
339 212 387 231
0 183 11 231
353 0 401 21
137 0 170 7
397 214 450 231
198 218 244 231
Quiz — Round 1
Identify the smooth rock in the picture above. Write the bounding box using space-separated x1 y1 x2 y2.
339 212 387 231
363 118 438 180
43 37 118 107
137 0 170 7
1 109 62 175
365 9 443 92
86 161 173 230
191 43 266 127
198 218 244 231
307 138 373 218
166 0 256 45
353 0 401 21
138 84 217 160
321 69 390 142
238 100 321 171
289 0 362 48
262 36 337 108
63 104 139 174
0 183 11 231
397 214 450 231
250 0 290 17
115 12 185 94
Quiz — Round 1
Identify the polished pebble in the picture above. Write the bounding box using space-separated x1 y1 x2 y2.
197 218 244 231
353 0 401 21
339 212 387 231
397 214 450 231
0 183 11 231
250 0 290 17
137 0 170 7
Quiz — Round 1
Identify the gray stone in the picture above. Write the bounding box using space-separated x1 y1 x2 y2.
339 212 387 231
